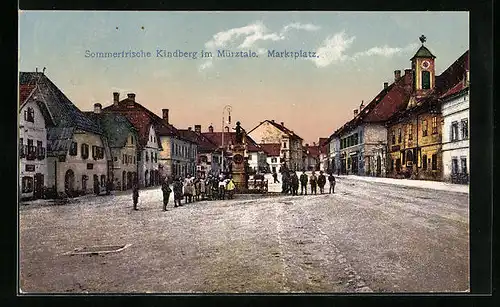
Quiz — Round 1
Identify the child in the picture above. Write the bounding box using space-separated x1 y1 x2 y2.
132 182 139 210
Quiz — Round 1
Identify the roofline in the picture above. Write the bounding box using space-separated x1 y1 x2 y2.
439 86 469 103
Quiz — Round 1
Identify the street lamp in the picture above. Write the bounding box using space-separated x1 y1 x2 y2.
221 105 232 174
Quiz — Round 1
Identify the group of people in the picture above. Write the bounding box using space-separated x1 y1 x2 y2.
131 173 237 211
280 170 336 196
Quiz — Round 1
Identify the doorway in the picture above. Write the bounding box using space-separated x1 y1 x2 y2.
33 173 44 199
64 169 75 197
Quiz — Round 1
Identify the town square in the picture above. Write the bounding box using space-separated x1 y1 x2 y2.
18 11 469 293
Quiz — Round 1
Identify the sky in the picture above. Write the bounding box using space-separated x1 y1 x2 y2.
19 11 469 144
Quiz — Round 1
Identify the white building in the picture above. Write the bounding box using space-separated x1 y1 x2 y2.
441 76 469 183
260 144 281 174
19 84 53 199
20 72 112 198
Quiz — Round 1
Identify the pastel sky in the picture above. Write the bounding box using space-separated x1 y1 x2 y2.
19 11 469 144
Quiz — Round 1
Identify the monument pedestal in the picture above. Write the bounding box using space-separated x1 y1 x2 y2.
231 144 247 193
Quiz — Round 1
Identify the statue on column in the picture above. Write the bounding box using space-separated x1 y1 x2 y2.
235 121 244 144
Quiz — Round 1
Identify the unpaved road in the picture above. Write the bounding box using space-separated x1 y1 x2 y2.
19 177 469 293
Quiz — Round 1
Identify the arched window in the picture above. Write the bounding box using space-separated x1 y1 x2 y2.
422 71 431 89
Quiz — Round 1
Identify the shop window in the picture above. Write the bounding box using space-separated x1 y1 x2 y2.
451 157 459 174
422 154 427 170
432 154 438 170
461 157 467 174
22 176 34 193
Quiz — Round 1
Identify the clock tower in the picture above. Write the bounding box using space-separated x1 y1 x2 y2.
410 35 436 98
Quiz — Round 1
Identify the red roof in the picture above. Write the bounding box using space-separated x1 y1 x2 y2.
19 84 36 107
178 129 218 153
260 143 281 156
305 145 320 158
102 98 184 149
435 50 469 96
440 81 467 99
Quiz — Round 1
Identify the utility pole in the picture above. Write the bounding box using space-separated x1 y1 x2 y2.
221 105 232 175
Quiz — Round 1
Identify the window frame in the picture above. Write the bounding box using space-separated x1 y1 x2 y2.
422 120 428 137
69 141 78 156
461 119 469 140
432 116 438 134
451 121 459 141
81 144 89 159
422 70 431 90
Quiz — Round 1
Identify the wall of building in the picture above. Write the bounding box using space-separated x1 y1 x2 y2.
363 124 388 177
266 156 280 173
19 100 48 199
46 130 108 195
110 132 138 190
442 92 469 181
138 125 160 187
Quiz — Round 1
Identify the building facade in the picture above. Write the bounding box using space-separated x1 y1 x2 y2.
441 76 469 183
20 72 111 198
247 120 303 171
19 85 52 200
260 144 281 174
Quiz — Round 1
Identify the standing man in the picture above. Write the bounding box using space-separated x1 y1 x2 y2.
317 171 326 194
218 178 226 200
300 171 308 195
161 178 172 211
173 177 183 207
291 172 299 196
309 171 318 195
328 172 336 194
272 170 279 183
132 181 139 210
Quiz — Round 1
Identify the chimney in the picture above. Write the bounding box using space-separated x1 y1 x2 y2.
208 125 214 133
127 93 136 102
162 109 169 124
360 100 364 111
384 82 388 89
281 122 284 127
354 109 359 117
94 103 102 114
404 69 412 76
194 125 201 133
394 70 401 81
113 92 119 106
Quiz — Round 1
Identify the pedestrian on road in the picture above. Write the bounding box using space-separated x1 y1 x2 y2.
132 182 139 210
300 171 308 195
200 177 206 200
272 171 279 183
291 172 299 196
226 177 236 199
310 171 318 195
328 172 336 194
219 178 227 200
317 171 326 194
161 178 172 211
173 178 183 207
211 177 219 200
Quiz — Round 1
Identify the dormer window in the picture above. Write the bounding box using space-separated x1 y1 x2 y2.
24 107 35 123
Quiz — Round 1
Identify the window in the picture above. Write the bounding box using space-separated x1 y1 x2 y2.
24 107 35 123
145 151 149 162
422 71 431 90
451 157 459 174
391 130 396 144
461 119 468 139
92 145 97 159
461 157 467 174
398 128 402 143
431 154 438 170
69 141 78 156
131 135 134 145
271 157 277 163
133 156 136 164
432 116 438 134
137 151 141 162
422 154 427 170
248 154 252 160
155 152 158 163
408 124 413 141
114 156 118 162
22 176 34 193
422 120 428 136
81 144 89 159
451 121 459 141
283 142 287 149
283 152 287 159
